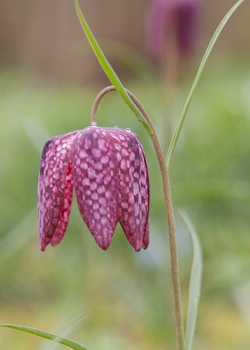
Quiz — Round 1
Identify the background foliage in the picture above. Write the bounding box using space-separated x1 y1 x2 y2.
0 54 250 349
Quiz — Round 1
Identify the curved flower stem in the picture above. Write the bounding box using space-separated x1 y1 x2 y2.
92 86 184 350
91 86 153 131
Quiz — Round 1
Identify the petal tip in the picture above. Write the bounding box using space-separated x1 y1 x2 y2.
40 245 46 252
94 233 112 250
142 242 149 250
96 240 111 251
39 237 49 252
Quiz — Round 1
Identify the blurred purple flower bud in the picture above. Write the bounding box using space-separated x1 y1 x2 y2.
38 126 150 252
146 0 199 61
146 0 172 62
176 0 199 55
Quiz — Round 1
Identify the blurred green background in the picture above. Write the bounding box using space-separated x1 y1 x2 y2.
1 1 250 350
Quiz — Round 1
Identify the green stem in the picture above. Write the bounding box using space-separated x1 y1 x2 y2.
92 86 184 350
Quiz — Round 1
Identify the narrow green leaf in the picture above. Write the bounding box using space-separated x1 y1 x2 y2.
74 0 153 135
166 0 245 167
179 211 203 350
1 324 88 350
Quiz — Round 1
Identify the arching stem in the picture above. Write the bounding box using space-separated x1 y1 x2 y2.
92 86 184 350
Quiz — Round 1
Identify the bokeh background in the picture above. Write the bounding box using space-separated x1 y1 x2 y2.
1 1 250 349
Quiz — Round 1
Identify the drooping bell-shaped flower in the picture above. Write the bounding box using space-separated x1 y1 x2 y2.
38 125 150 252
146 0 199 62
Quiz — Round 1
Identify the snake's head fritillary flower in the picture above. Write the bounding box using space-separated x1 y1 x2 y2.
146 0 199 62
38 125 150 252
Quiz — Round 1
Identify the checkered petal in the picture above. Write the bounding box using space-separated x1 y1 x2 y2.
109 129 150 251
38 131 77 251
71 126 119 250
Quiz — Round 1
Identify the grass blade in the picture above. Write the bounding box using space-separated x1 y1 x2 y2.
74 0 153 135
166 0 245 167
1 324 88 350
179 211 203 350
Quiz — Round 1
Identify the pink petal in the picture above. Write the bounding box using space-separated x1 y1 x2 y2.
110 129 150 251
50 162 73 247
38 131 77 251
71 126 119 250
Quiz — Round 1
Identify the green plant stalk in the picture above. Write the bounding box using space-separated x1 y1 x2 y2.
92 86 184 350
166 0 245 168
